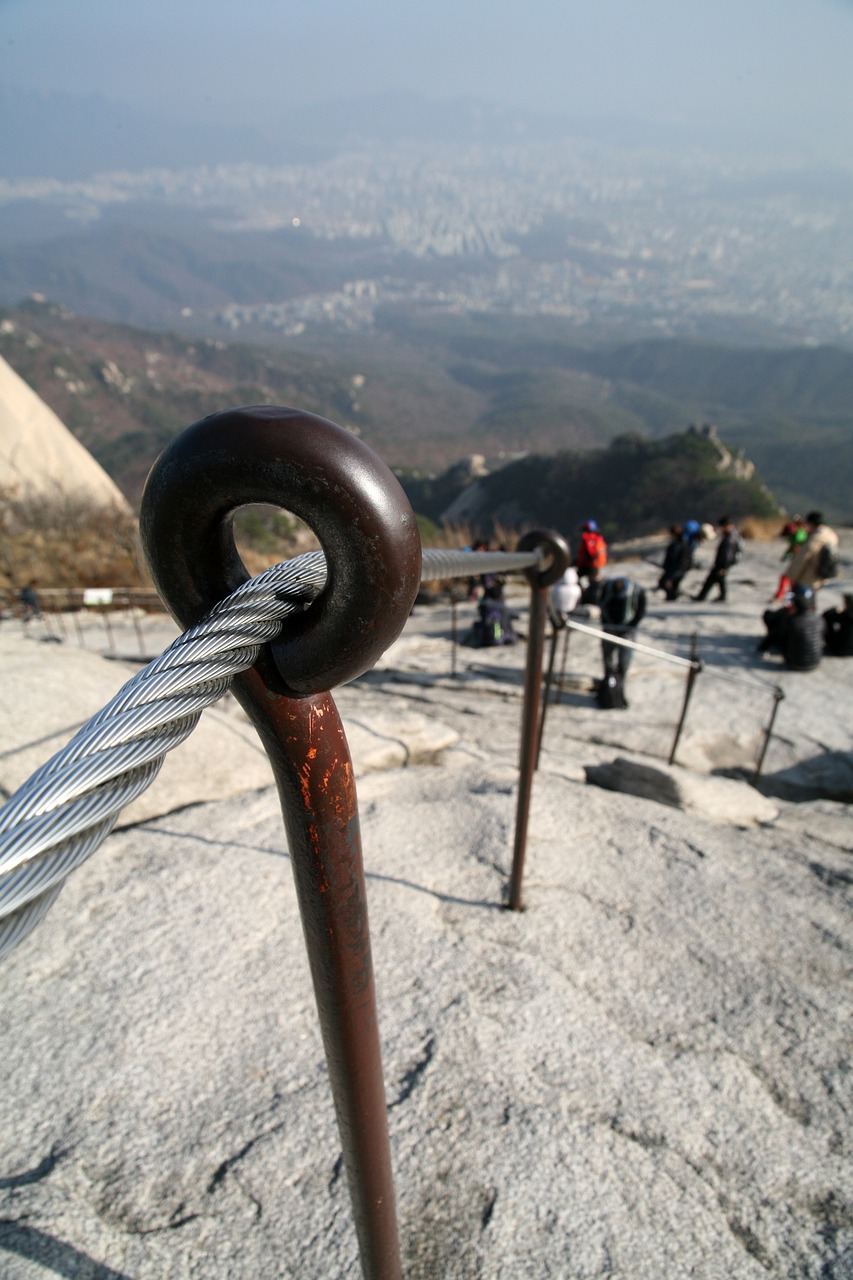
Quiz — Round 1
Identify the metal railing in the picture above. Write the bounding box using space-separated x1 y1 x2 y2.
537 613 785 782
0 407 572 1280
0 404 803 1279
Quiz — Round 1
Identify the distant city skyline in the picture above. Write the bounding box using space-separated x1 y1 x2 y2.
3 0 853 160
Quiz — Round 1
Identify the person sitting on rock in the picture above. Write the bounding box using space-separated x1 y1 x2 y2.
824 592 853 658
758 585 822 671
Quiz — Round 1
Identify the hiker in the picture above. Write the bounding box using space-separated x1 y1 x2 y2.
576 520 607 605
466 540 490 600
758 585 822 672
824 592 853 658
771 516 807 601
659 520 700 601
18 581 41 623
550 560 582 622
693 516 740 603
596 576 646 708
465 576 518 648
787 511 840 592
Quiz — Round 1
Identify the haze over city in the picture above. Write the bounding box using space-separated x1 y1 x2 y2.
3 0 853 159
2 0 853 525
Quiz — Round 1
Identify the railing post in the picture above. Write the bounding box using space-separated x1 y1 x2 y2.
124 588 146 657
102 602 116 653
555 624 571 704
668 631 701 766
450 586 459 679
141 406 422 1280
535 612 561 769
51 594 68 640
508 530 570 912
753 686 785 786
68 588 85 646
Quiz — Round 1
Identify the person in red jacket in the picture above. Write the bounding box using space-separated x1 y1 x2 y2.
576 520 608 604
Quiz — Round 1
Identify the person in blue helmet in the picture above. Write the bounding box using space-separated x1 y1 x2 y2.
576 519 607 604
659 521 701 601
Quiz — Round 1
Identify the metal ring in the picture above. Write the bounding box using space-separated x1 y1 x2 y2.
140 406 422 695
515 529 571 588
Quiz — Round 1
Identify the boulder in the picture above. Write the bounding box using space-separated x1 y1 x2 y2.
584 754 780 825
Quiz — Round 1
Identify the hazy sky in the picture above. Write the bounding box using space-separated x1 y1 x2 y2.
3 0 853 156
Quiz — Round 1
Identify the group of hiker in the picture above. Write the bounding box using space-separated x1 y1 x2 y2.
465 519 649 709
658 516 743 603
644 508 845 675
464 507 847 704
757 511 846 671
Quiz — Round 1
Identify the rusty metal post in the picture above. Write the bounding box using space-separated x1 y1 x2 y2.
68 589 85 646
102 604 116 653
668 632 701 767
753 686 785 786
51 596 68 640
141 406 422 1280
124 588 146 656
508 530 570 912
450 587 458 679
535 613 561 769
555 624 571 704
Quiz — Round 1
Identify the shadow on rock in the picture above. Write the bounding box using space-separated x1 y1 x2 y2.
0 1220 131 1279
754 749 853 803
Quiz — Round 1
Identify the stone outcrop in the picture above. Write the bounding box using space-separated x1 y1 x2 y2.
0 353 129 509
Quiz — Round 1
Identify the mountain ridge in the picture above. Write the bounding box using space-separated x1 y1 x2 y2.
1 297 849 526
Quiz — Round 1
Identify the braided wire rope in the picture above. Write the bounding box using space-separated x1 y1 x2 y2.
561 615 784 694
0 546 541 961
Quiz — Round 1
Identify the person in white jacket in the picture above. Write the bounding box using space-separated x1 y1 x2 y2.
550 563 582 620
788 511 839 591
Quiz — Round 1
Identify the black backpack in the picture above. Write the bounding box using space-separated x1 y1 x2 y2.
817 543 839 580
475 600 516 647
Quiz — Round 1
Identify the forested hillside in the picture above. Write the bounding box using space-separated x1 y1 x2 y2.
400 429 780 542
1 297 849 524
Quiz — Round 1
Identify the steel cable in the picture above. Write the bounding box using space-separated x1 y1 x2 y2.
562 615 783 694
0 546 541 960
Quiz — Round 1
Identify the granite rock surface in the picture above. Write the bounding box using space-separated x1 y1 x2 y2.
0 531 851 1278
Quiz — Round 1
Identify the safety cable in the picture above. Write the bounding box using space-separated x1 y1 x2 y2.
0 546 541 961
560 615 783 695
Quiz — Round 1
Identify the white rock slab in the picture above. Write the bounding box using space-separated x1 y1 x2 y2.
0 763 849 1278
585 754 781 825
0 633 459 828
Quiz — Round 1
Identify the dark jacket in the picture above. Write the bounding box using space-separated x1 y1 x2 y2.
824 606 853 657
714 528 740 571
662 537 693 580
782 611 823 671
599 579 646 634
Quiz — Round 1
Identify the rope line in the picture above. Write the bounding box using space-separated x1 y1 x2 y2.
0 538 782 962
560 615 783 694
421 548 541 580
0 550 326 960
560 616 699 671
0 546 540 961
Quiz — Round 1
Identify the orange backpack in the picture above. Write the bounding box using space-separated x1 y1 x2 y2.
579 530 607 572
